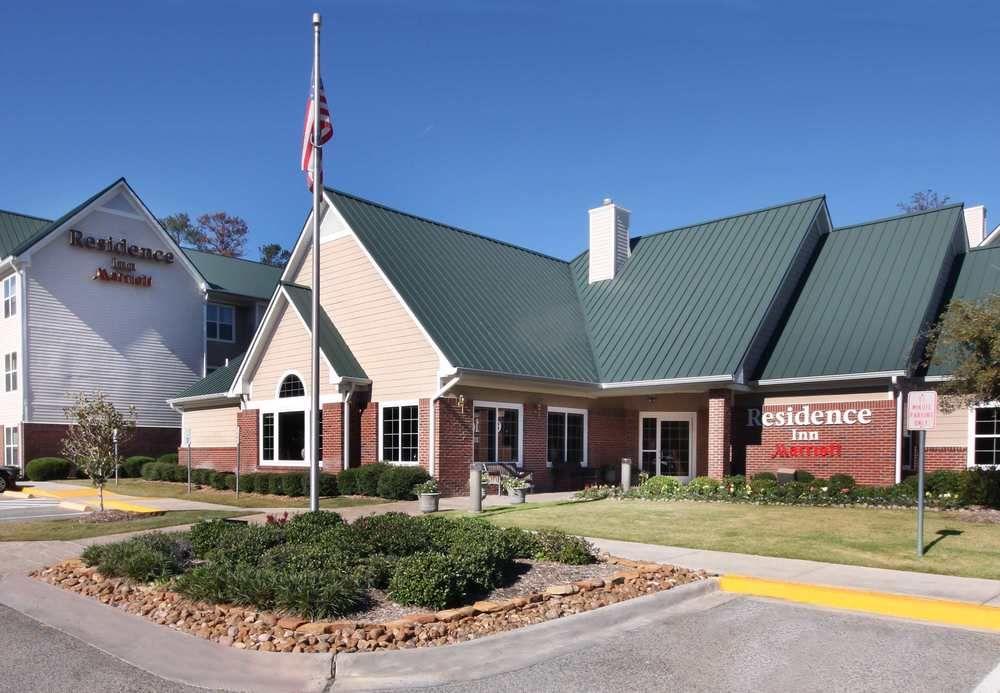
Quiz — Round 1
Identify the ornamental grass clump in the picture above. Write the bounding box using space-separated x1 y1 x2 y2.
82 532 192 582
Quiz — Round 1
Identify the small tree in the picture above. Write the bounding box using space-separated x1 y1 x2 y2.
159 211 249 257
924 295 1000 412
259 243 292 267
898 190 951 213
61 392 136 511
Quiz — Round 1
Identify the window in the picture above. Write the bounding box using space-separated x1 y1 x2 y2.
279 374 305 398
381 403 419 463
260 374 308 466
547 408 587 467
473 402 522 465
4 353 16 392
3 275 16 318
4 426 17 466
974 406 1000 467
206 303 235 342
262 413 275 461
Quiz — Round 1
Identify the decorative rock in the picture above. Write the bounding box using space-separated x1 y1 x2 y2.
296 622 332 636
544 584 578 597
277 617 306 631
472 600 503 613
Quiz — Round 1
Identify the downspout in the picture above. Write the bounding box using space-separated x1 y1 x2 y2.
429 376 461 478
893 376 903 484
342 383 356 470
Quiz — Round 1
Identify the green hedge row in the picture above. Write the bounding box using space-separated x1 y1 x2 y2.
337 463 430 500
138 462 340 498
23 453 177 481
578 468 1000 509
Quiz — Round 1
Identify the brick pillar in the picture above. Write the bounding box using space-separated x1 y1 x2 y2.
523 403 552 491
359 400 379 465
707 390 732 480
418 398 431 472
237 409 259 470
322 402 343 472
435 397 473 496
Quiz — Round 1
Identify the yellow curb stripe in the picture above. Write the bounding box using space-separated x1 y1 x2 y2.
26 487 102 500
99 499 159 514
720 575 1000 632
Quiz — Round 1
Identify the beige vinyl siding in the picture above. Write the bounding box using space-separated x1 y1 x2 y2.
182 406 238 448
294 234 439 401
926 406 968 448
248 302 337 400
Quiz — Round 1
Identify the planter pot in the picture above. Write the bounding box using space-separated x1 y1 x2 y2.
418 492 440 513
508 488 527 504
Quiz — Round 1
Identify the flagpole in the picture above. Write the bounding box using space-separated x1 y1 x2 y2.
309 11 322 513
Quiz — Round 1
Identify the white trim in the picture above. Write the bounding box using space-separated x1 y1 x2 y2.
228 285 284 395
472 400 524 468
546 406 589 468
600 375 733 389
921 375 953 382
17 265 27 423
95 205 144 221
167 393 240 411
378 400 421 465
258 406 310 468
638 411 698 481
756 370 907 386
894 385 903 484
275 369 306 399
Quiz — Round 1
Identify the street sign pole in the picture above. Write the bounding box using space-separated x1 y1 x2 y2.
906 391 937 558
916 429 926 557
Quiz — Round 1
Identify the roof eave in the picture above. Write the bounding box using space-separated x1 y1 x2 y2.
755 370 906 387
167 392 241 411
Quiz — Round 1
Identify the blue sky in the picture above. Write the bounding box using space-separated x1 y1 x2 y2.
1 1 998 260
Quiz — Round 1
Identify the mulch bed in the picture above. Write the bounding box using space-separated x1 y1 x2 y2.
32 557 709 654
79 510 161 524
946 507 1000 524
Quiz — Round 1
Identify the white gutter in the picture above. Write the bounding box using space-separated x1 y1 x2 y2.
599 374 734 390
342 383 356 470
892 375 903 484
756 370 906 387
428 376 461 477
167 392 240 412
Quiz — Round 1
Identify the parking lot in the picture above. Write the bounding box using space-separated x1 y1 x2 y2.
0 495 87 522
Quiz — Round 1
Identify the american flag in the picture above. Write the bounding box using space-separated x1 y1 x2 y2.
301 73 333 190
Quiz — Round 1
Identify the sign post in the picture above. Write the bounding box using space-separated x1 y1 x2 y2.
183 428 193 495
113 428 119 487
906 390 938 558
235 430 241 500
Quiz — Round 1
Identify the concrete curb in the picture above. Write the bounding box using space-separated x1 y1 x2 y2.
0 574 333 693
333 578 722 691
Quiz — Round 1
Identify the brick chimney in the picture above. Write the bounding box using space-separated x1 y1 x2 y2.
588 198 630 283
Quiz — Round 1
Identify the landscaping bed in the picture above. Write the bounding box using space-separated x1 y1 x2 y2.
30 510 709 653
34 555 706 653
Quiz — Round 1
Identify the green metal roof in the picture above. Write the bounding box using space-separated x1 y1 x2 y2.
327 189 599 383
927 244 1000 376
183 249 282 301
0 209 49 258
172 353 244 400
281 282 367 380
758 204 965 381
572 196 826 383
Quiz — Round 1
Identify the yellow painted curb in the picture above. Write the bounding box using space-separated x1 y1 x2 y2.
720 575 1000 632
99 499 159 514
27 487 101 500
3 490 34 499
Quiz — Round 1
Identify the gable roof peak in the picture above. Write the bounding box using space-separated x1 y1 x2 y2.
834 202 964 233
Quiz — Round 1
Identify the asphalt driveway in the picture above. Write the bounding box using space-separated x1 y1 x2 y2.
0 495 87 522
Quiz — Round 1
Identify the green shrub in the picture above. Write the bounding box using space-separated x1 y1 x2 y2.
284 511 344 543
794 469 815 483
157 453 178 465
25 457 72 481
267 473 286 496
352 555 397 589
252 473 271 495
925 470 963 496
262 541 352 573
172 464 189 483
723 475 746 491
960 468 1000 508
318 472 339 497
686 476 723 498
209 472 231 490
139 461 158 481
282 473 307 497
224 474 238 491
828 474 856 493
81 532 192 582
533 529 596 564
751 471 777 482
376 466 431 500
750 477 778 492
188 519 284 564
120 456 154 478
777 481 807 500
450 541 514 593
337 467 360 495
388 552 468 609
356 463 391 496
345 512 430 557
638 475 681 498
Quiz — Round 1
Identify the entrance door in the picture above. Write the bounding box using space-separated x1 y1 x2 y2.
639 412 697 480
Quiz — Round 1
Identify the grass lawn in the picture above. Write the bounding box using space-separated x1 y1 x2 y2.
481 499 1000 580
1 510 254 542
61 479 385 509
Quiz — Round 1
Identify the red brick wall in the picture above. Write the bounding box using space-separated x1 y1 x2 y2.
181 447 237 472
359 399 378 466
418 399 431 472
733 399 897 486
24 423 180 464
707 390 732 479
322 403 343 471
925 447 967 472
236 409 259 470
436 397 473 495
522 404 551 491
589 409 638 469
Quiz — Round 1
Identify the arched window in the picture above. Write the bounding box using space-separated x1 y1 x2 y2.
279 374 305 398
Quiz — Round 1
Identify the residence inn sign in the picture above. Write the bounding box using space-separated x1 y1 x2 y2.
69 228 177 288
746 404 873 460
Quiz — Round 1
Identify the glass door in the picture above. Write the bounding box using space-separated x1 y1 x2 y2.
639 412 697 480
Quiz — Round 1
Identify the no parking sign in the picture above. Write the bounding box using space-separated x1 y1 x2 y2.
907 391 938 431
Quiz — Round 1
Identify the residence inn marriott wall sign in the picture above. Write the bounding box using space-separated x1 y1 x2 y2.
68 228 175 288
746 403 874 459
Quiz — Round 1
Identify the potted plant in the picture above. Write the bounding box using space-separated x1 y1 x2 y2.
414 478 440 513
503 477 530 504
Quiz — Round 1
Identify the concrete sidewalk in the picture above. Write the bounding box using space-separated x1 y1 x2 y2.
13 480 238 512
587 536 1000 607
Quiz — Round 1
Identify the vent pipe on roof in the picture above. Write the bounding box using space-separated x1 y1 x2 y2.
588 198 630 283
964 205 987 247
